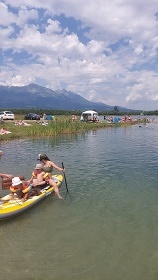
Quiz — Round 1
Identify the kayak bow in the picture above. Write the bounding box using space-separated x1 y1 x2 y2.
0 174 63 220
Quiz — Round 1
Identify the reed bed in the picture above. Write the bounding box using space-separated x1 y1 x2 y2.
0 115 139 141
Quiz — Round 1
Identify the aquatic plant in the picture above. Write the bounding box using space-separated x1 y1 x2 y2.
0 115 142 141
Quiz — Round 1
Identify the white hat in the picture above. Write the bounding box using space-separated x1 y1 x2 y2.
0 150 2 154
12 177 22 186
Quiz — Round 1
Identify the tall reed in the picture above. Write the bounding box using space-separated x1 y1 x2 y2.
0 116 139 141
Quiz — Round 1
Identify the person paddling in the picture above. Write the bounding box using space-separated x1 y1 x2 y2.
37 154 64 199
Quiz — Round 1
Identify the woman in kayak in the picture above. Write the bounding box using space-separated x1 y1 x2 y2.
0 150 13 179
37 153 64 199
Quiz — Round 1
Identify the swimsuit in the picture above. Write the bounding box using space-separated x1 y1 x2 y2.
42 166 53 173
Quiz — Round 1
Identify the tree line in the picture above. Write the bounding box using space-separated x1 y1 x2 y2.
0 108 158 116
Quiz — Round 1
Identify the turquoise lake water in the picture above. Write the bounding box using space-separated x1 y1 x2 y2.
0 120 158 280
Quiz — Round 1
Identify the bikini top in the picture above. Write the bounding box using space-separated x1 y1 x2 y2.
42 166 53 173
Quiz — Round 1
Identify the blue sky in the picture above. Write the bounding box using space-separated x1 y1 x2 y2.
0 0 158 110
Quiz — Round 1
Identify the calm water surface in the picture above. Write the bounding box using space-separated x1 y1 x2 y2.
0 121 158 280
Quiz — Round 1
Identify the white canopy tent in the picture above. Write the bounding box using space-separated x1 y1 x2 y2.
80 110 99 122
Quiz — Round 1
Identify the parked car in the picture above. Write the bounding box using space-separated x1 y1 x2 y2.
0 111 15 120
24 113 40 120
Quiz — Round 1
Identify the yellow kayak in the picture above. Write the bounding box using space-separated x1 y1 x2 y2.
0 174 63 220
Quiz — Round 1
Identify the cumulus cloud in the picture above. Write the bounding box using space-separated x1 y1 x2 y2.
0 0 158 110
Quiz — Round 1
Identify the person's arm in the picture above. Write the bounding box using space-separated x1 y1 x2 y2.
0 173 13 179
33 180 46 187
21 192 28 202
50 161 64 172
27 176 33 184
11 192 14 200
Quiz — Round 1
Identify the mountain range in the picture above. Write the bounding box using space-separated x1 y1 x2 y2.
0 83 131 112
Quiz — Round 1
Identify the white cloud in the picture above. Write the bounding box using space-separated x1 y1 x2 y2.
0 0 158 110
0 2 17 25
18 8 38 26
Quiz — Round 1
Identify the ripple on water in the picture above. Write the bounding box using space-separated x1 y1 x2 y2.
1 123 158 279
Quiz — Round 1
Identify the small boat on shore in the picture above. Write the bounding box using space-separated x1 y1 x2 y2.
0 174 63 220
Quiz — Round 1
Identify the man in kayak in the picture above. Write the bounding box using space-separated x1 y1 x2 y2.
0 150 13 179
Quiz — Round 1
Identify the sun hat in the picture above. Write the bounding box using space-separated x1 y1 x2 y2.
35 163 43 170
12 177 22 186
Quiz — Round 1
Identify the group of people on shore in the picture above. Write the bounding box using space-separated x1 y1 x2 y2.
0 150 64 202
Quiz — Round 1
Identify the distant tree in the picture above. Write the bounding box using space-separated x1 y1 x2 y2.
114 106 119 112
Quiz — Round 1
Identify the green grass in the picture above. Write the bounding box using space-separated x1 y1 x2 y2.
0 115 143 141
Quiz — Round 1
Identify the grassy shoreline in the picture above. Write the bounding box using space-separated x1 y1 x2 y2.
0 115 146 141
